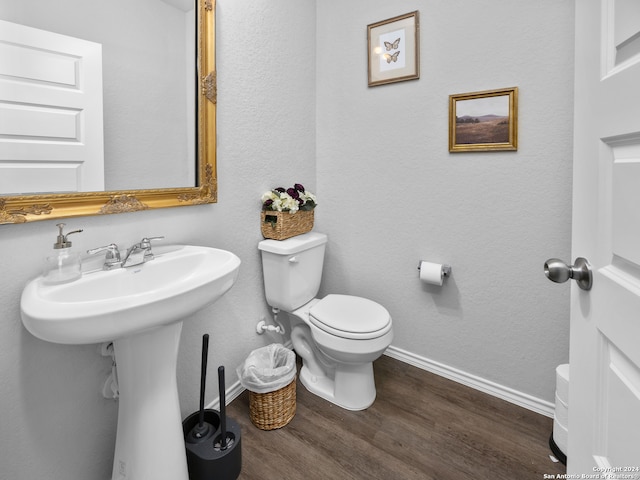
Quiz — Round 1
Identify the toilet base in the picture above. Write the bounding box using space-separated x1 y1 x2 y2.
299 361 376 411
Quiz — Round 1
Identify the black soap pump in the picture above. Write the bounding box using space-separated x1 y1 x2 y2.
43 223 83 285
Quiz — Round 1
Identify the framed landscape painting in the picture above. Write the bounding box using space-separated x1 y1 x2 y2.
449 87 518 152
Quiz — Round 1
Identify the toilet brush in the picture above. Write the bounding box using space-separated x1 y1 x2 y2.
185 334 215 443
214 366 235 451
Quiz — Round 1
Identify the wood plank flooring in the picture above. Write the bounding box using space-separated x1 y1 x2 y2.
226 355 566 480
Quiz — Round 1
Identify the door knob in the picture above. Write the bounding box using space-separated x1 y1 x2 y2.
544 257 592 291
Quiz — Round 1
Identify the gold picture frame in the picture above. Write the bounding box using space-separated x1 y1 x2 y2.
0 0 217 225
449 87 518 152
367 11 420 87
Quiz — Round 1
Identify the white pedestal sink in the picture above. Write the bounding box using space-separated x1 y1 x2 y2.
21 245 241 480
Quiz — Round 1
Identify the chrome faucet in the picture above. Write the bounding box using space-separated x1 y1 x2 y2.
121 237 165 268
87 244 122 270
87 236 164 270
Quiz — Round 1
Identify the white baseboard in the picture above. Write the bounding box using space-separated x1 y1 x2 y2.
207 380 245 410
384 345 555 418
208 343 555 418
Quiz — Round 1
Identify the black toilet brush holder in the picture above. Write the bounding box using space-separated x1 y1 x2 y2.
183 409 242 480
183 335 242 480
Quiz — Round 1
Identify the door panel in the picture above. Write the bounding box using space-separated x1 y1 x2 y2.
0 19 104 194
597 341 640 465
570 0 640 474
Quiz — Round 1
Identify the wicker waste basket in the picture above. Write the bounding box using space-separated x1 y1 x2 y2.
237 344 297 430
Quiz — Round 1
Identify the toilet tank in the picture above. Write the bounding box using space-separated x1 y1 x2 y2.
258 232 328 311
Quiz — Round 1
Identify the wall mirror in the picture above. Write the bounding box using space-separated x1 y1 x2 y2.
0 0 216 224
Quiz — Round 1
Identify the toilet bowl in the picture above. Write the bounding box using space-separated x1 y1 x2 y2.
258 232 393 411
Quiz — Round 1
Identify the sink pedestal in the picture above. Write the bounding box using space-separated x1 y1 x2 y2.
112 322 188 480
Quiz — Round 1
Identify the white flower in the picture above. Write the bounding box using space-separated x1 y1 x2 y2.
301 191 316 204
280 194 299 213
261 191 279 203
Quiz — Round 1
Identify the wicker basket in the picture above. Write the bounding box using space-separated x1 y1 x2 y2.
249 377 296 430
261 209 314 240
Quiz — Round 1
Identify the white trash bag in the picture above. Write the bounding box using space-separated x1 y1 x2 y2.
236 343 296 394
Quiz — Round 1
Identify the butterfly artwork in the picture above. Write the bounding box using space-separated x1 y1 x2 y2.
367 11 419 86
384 38 401 51
384 51 400 63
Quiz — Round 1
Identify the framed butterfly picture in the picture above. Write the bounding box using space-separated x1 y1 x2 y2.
367 11 420 87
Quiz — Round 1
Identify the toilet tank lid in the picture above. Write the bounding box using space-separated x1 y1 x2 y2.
258 232 327 255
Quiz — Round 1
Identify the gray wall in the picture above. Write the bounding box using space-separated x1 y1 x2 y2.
0 1 573 478
316 0 574 403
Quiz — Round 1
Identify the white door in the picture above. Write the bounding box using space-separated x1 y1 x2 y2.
569 0 640 474
0 19 104 194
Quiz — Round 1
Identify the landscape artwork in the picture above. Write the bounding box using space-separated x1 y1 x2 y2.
449 87 518 152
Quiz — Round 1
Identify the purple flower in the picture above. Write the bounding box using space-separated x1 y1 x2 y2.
294 183 305 192
287 188 300 199
263 199 273 207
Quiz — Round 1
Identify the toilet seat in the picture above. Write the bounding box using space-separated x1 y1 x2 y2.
309 294 392 340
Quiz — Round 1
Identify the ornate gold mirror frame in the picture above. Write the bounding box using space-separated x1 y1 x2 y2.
0 0 216 225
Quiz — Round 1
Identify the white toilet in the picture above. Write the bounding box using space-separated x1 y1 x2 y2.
258 232 393 411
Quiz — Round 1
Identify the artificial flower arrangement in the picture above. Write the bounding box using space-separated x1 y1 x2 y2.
261 183 317 213
261 183 317 240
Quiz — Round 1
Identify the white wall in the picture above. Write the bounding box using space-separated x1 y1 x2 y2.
0 1 316 478
316 0 574 403
0 0 574 478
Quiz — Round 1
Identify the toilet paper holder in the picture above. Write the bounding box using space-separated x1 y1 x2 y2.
417 262 452 277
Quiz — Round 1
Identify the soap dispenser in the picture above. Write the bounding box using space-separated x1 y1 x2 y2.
42 223 84 285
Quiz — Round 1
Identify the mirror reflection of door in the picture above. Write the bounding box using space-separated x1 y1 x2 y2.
0 0 197 195
0 19 104 194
